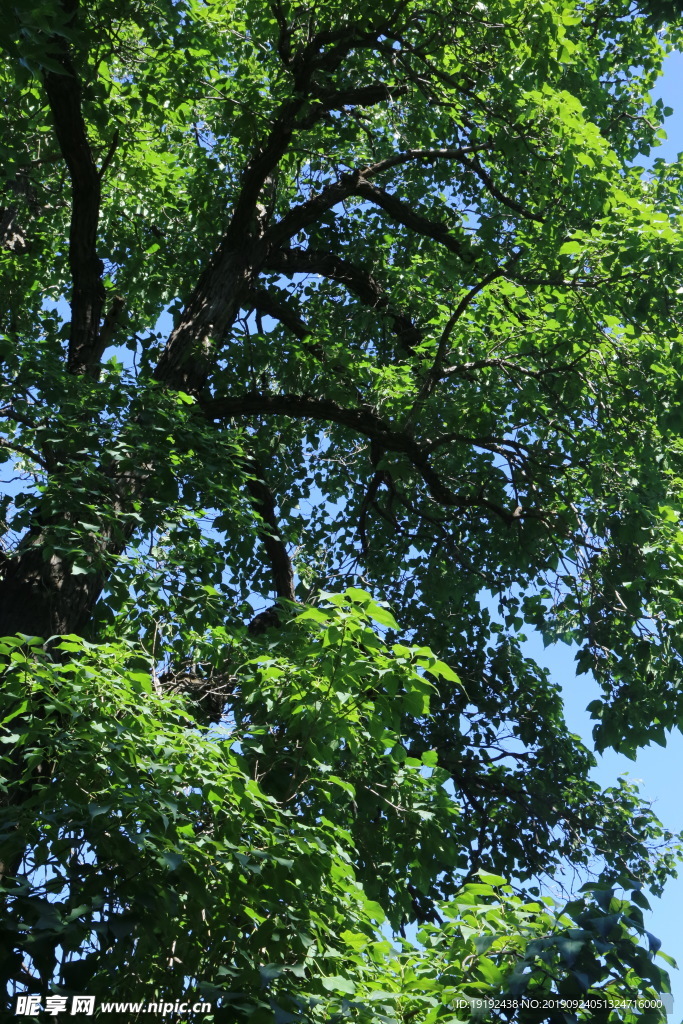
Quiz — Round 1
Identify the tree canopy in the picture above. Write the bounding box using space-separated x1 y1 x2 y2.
1 0 683 1019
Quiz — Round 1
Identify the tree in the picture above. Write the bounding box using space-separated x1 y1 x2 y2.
1 0 682 1017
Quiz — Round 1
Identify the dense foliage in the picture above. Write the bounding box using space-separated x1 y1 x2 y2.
0 615 676 1020
1 0 683 1017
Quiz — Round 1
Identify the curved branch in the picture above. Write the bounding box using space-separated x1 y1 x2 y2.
266 178 352 248
267 170 474 263
418 261 516 402
457 153 544 223
353 179 472 259
202 391 517 520
248 287 310 339
265 247 421 352
0 439 49 471
400 261 520 429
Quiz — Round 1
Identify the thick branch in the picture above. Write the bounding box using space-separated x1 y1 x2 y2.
244 459 296 603
268 171 473 263
265 247 422 352
202 391 516 520
353 179 472 259
153 233 265 390
154 42 404 390
310 82 410 115
248 287 309 339
266 178 352 248
43 40 105 375
228 37 406 245
291 20 404 84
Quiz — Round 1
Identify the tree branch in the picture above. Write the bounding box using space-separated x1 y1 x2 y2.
201 391 517 520
353 179 473 259
0 207 27 252
360 145 492 178
244 458 296 603
457 153 544 223
228 32 406 244
43 27 105 376
248 287 310 339
357 468 396 556
307 82 410 117
417 263 515 403
0 439 49 471
267 170 474 263
265 247 422 352
98 128 119 180
153 32 404 391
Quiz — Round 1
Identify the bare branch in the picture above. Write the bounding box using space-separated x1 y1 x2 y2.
353 179 473 259
419 266 510 400
92 294 126 364
309 82 410 117
441 356 582 380
267 170 473 262
266 178 352 247
98 128 119 180
357 469 388 557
